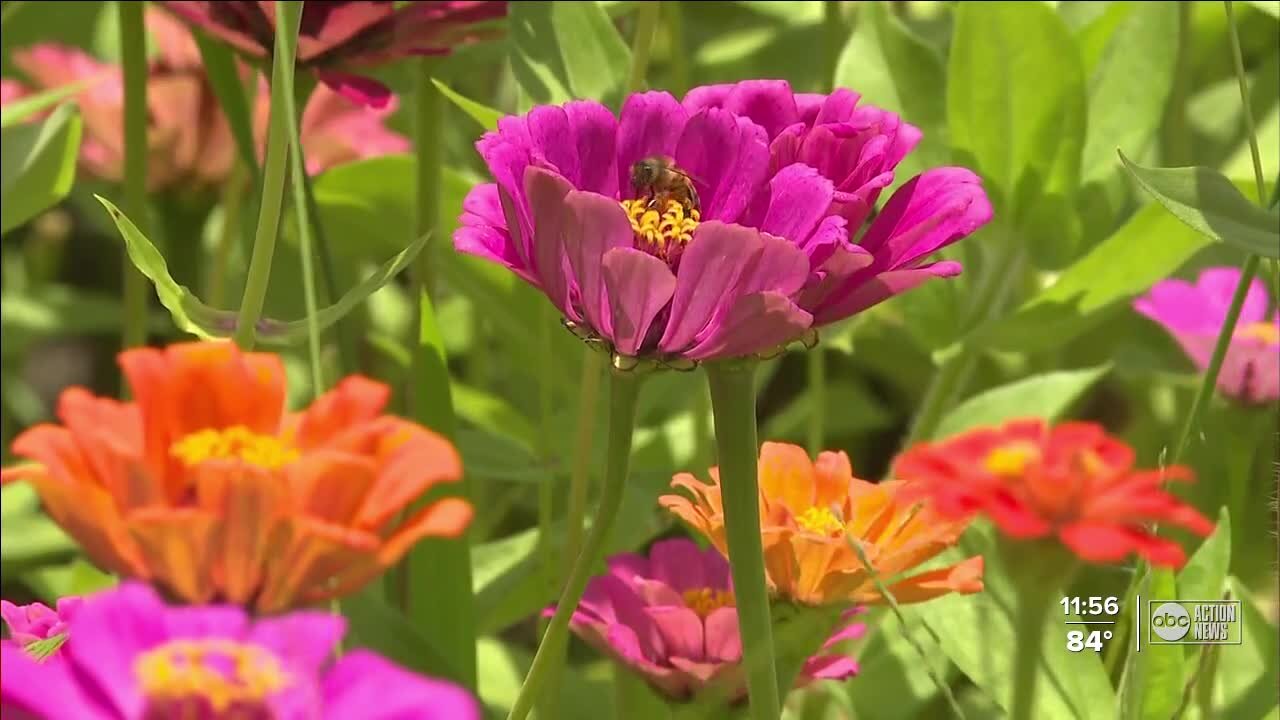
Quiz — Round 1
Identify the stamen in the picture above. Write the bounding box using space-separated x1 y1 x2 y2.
135 638 288 713
682 587 735 618
171 426 298 469
796 506 845 535
984 442 1041 477
621 198 700 258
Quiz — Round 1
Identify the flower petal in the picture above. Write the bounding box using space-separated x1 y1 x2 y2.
65 583 169 718
644 606 705 662
646 538 711 593
323 650 481 720
564 190 637 339
127 508 221 604
674 108 770 224
315 70 392 109
524 166 579 320
601 247 677 356
703 606 742 663
685 291 812 360
250 611 346 675
616 91 689 194
858 167 992 270
192 461 289 604
456 184 534 283
2 641 104 718
811 261 961 326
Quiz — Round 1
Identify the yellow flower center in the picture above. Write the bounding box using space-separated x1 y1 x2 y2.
1238 321 1280 345
171 425 298 469
621 198 700 255
135 638 289 714
984 442 1041 476
682 587 735 618
796 506 845 535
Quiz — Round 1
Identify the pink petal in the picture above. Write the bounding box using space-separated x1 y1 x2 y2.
563 190 636 338
323 650 481 720
455 184 535 283
811 261 960 326
616 91 689 195
646 538 713 593
858 167 993 270
686 290 812 360
745 163 836 243
1195 267 1270 325
716 79 801 140
601 248 677 356
812 88 862 125
315 70 392 109
525 167 579 320
674 108 770 224
659 222 766 353
644 606 706 662
703 607 742 663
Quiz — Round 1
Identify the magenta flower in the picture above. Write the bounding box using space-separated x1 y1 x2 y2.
456 80 992 364
1 597 81 649
0 78 27 105
160 1 509 108
1 583 478 720
10 9 407 191
1135 266 1280 404
560 539 863 701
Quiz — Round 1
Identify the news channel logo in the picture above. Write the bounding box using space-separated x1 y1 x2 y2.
1148 600 1243 645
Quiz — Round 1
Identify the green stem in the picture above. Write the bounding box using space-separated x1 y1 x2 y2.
693 382 712 470
402 57 475 690
118 1 148 351
664 1 689 96
281 51 324 394
1162 1 1194 166
507 370 643 720
1010 586 1053 720
626 2 662 93
563 350 604 582
1224 0 1268 198
232 2 300 350
824 0 845 89
806 349 825 455
705 362 780 720
534 306 561 720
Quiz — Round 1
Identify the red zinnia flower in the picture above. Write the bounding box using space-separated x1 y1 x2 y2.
893 419 1214 568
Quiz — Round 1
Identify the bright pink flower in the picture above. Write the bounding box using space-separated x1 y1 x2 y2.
455 81 992 363
0 78 28 105
1134 266 1280 404
0 598 81 649
0 583 479 720
11 10 407 191
560 539 863 701
160 1 508 107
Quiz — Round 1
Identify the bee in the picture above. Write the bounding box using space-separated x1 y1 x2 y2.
630 155 700 212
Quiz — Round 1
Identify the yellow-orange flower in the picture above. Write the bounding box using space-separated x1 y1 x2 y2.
660 442 983 607
0 342 470 613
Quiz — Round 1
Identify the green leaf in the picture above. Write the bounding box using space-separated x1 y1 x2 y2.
834 1 947 173
1118 152 1280 258
1 102 82 234
509 1 631 105
1080 3 1178 186
194 30 259 180
0 81 90 128
433 78 503 131
24 634 68 662
1244 0 1280 18
24 558 118 603
94 194 428 344
341 586 460 680
1216 577 1280 717
849 611 954 720
976 199 1215 353
933 366 1110 439
455 428 550 482
1177 507 1231 603
763 378 893 441
908 524 1117 720
0 485 76 574
948 1 1086 266
1123 569 1184 720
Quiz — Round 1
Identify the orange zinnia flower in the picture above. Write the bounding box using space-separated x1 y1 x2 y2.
659 442 984 607
892 419 1214 568
1 342 470 613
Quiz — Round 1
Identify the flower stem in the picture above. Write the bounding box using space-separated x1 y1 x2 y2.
806 349 825 455
118 1 148 351
403 57 476 690
705 361 780 720
506 369 643 720
563 350 604 581
1173 0 1269 464
664 2 689 96
1004 542 1077 720
627 2 662 93
232 0 300 350
280 55 324 394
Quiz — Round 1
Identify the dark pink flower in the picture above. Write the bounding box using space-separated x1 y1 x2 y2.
1134 267 1279 404
559 539 863 701
0 582 479 720
160 1 509 107
455 81 992 363
0 78 28 105
0 597 81 648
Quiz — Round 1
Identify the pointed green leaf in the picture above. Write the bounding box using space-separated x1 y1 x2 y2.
95 195 427 344
1122 569 1184 720
1 102 82 234
934 365 1110 439
1216 577 1279 717
1118 152 1279 258
0 81 91 128
1177 507 1231 603
509 1 631 105
433 78 503 131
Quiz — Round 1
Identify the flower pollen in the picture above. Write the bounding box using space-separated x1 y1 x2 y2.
796 506 845 535
134 638 288 714
171 425 298 469
621 198 700 260
681 587 734 618
984 442 1040 476
1238 321 1280 345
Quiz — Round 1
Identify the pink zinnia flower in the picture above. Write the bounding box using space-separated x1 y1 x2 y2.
0 78 28 105
1134 266 1280 404
160 1 509 108
11 9 408 191
559 539 864 701
456 80 992 363
0 583 479 720
1 597 81 649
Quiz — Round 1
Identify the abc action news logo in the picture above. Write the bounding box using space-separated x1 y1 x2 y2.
1148 600 1243 645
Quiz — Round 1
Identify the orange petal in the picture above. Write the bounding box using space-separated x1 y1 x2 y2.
127 508 220 603
256 518 380 613
192 461 289 605
758 442 816 515
287 450 378 526
28 470 150 579
288 376 391 449
54 387 165 510
378 497 474 565
864 555 986 605
351 424 462 530
1 463 43 485
812 450 854 509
